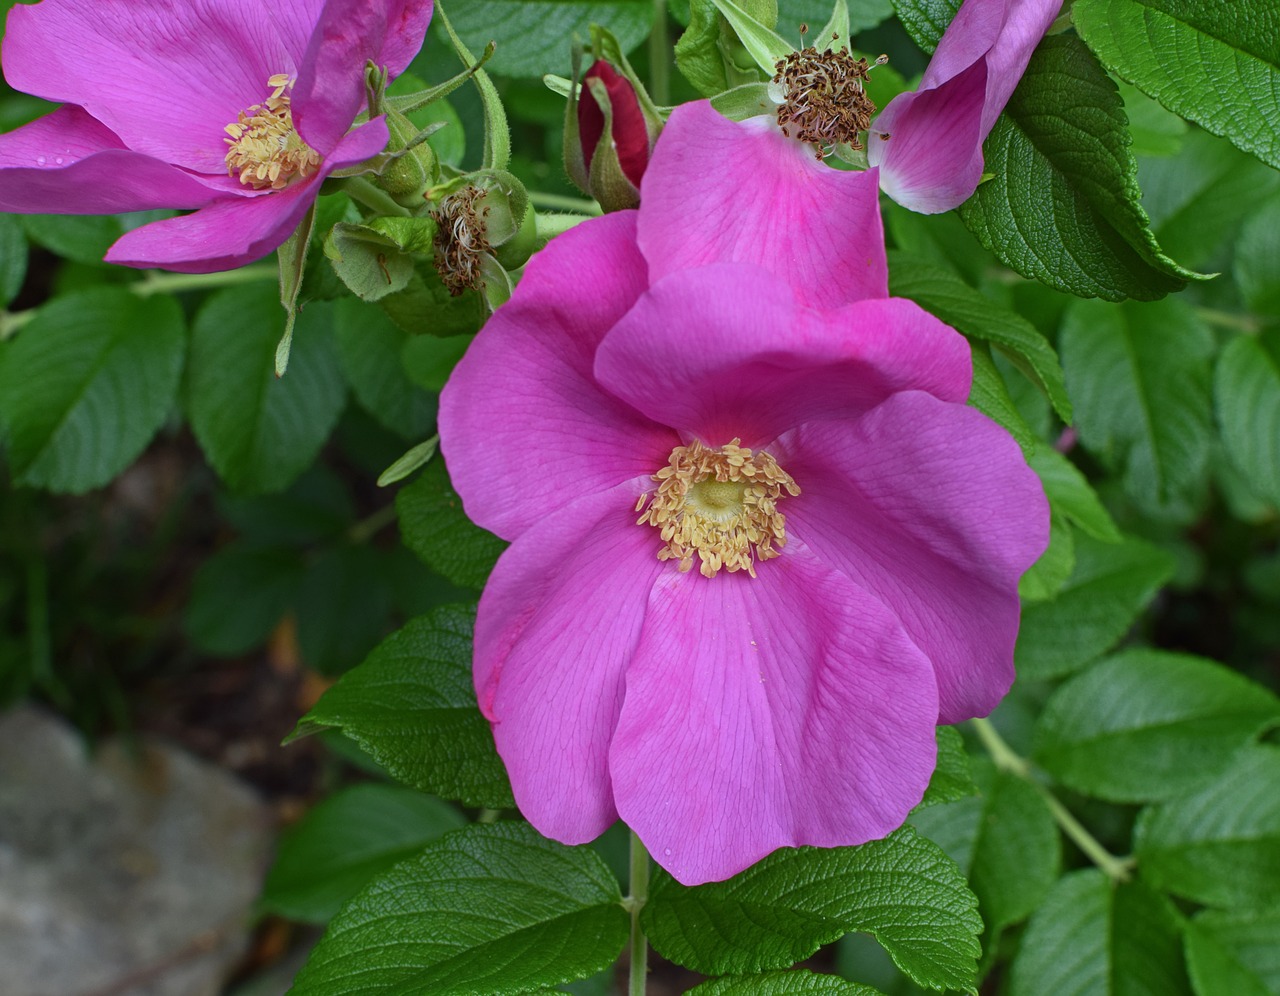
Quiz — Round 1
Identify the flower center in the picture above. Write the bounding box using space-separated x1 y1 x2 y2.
636 438 800 579
224 74 321 190
772 46 882 158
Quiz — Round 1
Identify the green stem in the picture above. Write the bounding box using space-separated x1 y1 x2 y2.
343 175 413 217
1195 306 1262 334
130 263 277 297
971 718 1135 882
648 0 670 107
347 504 399 545
528 191 602 215
477 808 501 823
626 830 650 996
536 212 592 243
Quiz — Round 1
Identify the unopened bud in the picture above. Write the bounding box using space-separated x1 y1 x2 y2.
564 56 663 212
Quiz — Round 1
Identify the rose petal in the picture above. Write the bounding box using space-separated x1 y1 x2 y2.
476 480 667 844
440 212 676 540
3 0 291 173
104 117 389 271
868 0 1062 214
0 106 224 213
775 393 1049 723
867 59 988 215
639 101 888 305
292 0 433 151
610 544 939 885
593 263 971 448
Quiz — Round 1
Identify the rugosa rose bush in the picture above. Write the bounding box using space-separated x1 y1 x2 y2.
0 0 432 271
439 101 1049 885
867 0 1062 213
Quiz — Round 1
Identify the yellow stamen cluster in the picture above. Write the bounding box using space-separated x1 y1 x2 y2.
224 74 321 190
431 186 492 296
636 438 800 579
773 46 884 158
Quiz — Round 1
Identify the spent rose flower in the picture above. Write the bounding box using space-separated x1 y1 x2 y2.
866 0 1062 213
0 0 432 272
439 100 1049 885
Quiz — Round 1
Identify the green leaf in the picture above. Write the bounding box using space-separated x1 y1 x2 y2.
1216 331 1280 509
401 332 473 392
1033 649 1280 803
778 0 892 36
967 344 1036 456
0 287 184 493
916 726 977 811
1117 81 1187 158
1138 128 1280 271
397 457 507 590
262 784 464 924
1028 446 1121 544
676 0 732 96
1135 743 1280 909
1235 197 1280 318
1073 0 1280 171
0 213 26 307
20 213 124 265
1184 909 1280 996
1015 533 1175 680
642 825 981 993
888 252 1071 422
1007 870 1192 996
710 0 794 75
447 0 651 78
891 0 957 52
289 821 629 995
186 284 346 494
689 971 885 995
185 542 306 656
1060 297 1215 522
911 759 1060 944
1018 514 1075 602
295 545 395 675
334 297 437 440
378 435 439 487
958 35 1205 302
291 605 515 808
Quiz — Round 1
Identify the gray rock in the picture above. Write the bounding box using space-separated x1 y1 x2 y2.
0 706 273 996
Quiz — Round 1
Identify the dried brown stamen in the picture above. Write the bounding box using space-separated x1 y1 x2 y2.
773 46 881 158
431 186 492 296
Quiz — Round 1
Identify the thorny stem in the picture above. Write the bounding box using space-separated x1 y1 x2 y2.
625 830 651 995
971 717 1136 883
649 0 670 107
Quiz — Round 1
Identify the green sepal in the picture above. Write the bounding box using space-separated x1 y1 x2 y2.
323 218 436 302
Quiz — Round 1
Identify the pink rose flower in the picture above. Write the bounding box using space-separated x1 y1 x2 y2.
0 0 432 272
868 0 1062 213
440 101 1049 885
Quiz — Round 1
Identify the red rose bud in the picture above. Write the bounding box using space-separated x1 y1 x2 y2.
578 60 650 188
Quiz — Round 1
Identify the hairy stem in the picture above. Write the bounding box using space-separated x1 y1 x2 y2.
627 830 651 995
528 191 603 215
343 175 413 217
971 717 1135 882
